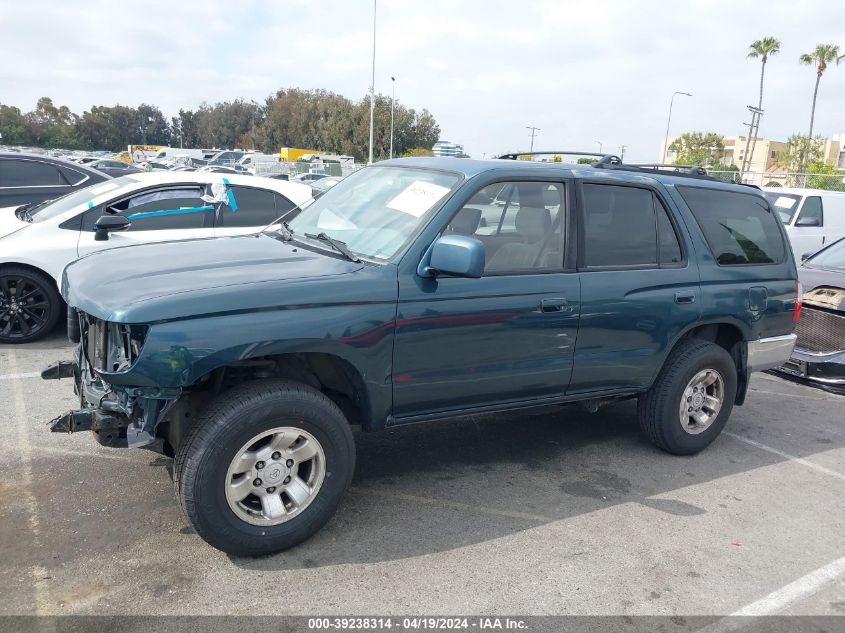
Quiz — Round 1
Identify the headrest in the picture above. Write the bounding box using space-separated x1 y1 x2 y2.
515 207 551 243
448 207 482 235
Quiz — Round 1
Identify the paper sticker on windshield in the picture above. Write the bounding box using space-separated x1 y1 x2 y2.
387 181 451 217
773 196 796 209
90 182 120 195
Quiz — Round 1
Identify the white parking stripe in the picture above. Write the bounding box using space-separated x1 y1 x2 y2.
7 351 51 614
724 431 845 482
0 371 41 381
697 555 845 632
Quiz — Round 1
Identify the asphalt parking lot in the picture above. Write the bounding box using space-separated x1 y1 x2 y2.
1 331 843 619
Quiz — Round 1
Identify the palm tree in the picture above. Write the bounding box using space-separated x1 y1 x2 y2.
799 44 844 141
741 37 780 174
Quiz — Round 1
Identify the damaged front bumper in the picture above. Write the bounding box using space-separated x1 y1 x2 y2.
43 347 177 450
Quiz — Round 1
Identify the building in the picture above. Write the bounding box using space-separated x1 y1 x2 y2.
432 140 464 157
659 133 843 174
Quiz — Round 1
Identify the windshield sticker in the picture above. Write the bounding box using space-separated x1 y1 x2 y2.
773 196 796 209
386 181 451 217
90 182 120 195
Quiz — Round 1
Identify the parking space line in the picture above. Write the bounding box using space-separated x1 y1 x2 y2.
724 431 845 482
7 351 51 614
696 555 845 632
351 487 556 523
0 371 41 381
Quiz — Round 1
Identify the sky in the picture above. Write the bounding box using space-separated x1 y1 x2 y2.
2 0 845 162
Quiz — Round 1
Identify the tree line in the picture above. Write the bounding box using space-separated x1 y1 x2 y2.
0 88 442 162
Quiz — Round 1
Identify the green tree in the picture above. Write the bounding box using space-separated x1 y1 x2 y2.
0 105 32 145
799 44 844 142
403 148 433 157
780 134 825 174
668 132 725 167
805 161 844 190
742 36 780 173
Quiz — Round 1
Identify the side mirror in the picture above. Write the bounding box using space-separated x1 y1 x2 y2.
419 234 485 279
94 215 130 241
795 216 820 227
801 252 813 263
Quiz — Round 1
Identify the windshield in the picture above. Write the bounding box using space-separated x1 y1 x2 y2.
806 238 845 269
763 192 802 224
29 175 142 222
287 165 460 260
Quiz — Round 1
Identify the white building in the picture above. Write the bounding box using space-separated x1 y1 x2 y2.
432 140 464 157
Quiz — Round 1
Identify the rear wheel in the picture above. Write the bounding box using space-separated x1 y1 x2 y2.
174 380 355 557
0 266 61 344
638 339 737 455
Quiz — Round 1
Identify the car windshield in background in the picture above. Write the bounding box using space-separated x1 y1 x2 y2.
287 165 460 260
763 192 802 224
30 175 140 222
806 238 845 269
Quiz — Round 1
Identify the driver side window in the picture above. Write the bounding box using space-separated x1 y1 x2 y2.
447 181 565 274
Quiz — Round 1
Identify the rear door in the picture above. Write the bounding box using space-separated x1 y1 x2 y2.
568 181 701 395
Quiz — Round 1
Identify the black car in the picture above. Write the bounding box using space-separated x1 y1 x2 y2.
774 237 845 394
0 152 111 208
87 158 142 177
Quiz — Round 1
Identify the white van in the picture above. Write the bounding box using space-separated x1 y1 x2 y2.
762 187 845 261
154 148 206 161
238 153 278 172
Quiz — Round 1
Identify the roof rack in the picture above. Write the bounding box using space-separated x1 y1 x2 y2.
496 150 622 164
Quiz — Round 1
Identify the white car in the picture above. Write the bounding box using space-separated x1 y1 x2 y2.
762 187 845 262
0 172 312 343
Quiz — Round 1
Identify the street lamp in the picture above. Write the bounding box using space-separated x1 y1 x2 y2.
368 0 377 164
389 76 395 159
595 140 602 153
662 91 692 164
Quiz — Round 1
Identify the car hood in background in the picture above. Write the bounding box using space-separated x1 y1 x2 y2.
63 234 366 323
799 264 845 311
0 206 31 239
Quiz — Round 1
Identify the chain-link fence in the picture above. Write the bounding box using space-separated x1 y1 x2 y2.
253 161 363 179
707 170 845 192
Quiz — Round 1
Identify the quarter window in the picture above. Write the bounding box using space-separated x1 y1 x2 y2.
0 159 67 187
677 186 785 265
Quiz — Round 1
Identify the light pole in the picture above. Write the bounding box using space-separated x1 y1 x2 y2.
389 76 395 159
526 126 540 152
250 100 258 150
368 0 376 164
595 140 602 153
663 91 691 163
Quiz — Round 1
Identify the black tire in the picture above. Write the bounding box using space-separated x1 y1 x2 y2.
638 339 737 455
174 380 355 557
0 266 61 344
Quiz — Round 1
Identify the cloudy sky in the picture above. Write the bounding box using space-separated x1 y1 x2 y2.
3 0 845 161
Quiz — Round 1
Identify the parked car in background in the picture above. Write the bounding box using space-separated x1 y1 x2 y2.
762 187 845 262
0 172 312 343
773 236 845 394
154 148 206 161
238 153 279 173
294 172 327 182
0 152 111 208
44 157 799 556
307 175 343 194
88 159 143 176
207 150 245 167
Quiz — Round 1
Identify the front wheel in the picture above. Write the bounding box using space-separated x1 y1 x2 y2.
638 339 737 455
0 266 61 344
174 380 355 556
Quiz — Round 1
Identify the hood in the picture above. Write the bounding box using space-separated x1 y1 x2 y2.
799 264 845 311
63 234 365 323
0 206 30 239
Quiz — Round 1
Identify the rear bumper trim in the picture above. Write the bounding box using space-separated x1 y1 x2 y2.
747 333 798 373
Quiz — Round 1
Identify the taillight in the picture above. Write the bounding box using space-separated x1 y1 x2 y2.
793 280 803 322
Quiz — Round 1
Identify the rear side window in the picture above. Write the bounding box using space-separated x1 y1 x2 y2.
0 159 67 187
677 186 785 265
582 184 656 267
216 186 279 228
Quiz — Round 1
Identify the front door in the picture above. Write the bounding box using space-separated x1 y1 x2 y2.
77 185 213 257
392 179 580 419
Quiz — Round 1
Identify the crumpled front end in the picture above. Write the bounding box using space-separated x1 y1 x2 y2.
43 311 178 449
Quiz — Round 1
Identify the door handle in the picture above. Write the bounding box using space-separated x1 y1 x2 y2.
540 298 568 312
674 291 696 304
